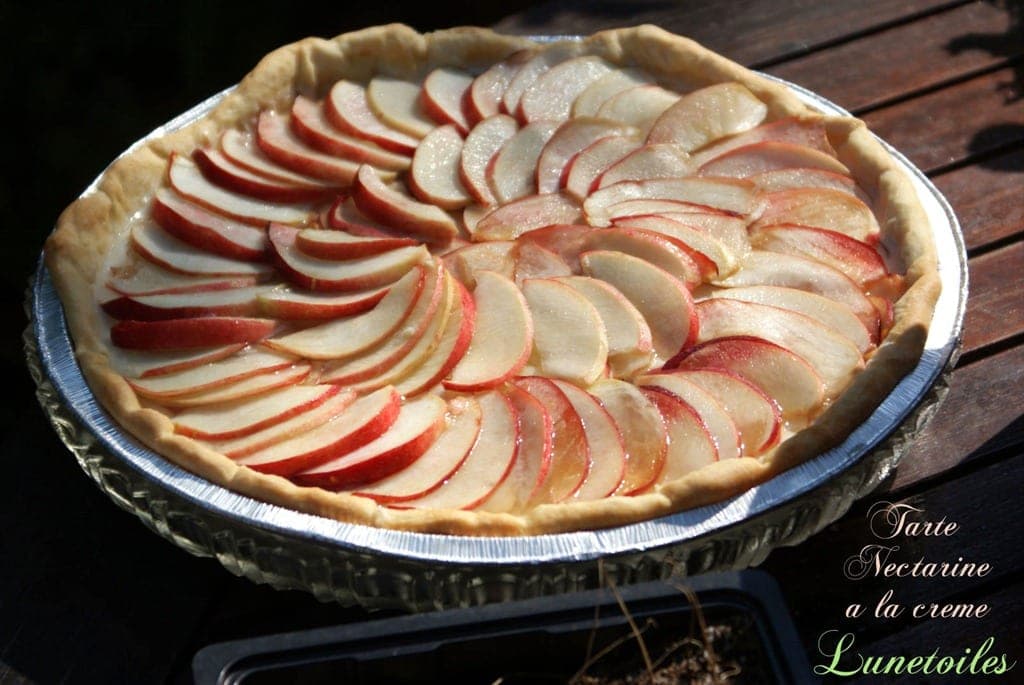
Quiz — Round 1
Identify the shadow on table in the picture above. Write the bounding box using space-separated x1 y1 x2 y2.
946 0 1024 171
493 0 676 30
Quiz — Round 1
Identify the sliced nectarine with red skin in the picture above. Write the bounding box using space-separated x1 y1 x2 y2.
173 384 346 441
477 384 552 512
325 80 419 154
445 271 532 392
647 82 767 151
151 188 267 262
667 335 825 420
192 147 334 204
642 388 718 483
353 396 482 503
515 376 589 505
289 95 410 171
421 67 474 134
295 228 417 260
240 386 403 478
101 286 264 322
351 165 460 246
398 391 520 510
110 317 276 350
292 393 446 489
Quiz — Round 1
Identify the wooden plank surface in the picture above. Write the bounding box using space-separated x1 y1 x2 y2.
493 0 966 66
963 242 1024 353
932 146 1024 252
763 454 1024 647
766 1 1021 112
852 579 1024 684
889 344 1024 491
862 66 1024 172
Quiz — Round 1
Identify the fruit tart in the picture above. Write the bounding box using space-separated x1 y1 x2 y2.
45 24 940 536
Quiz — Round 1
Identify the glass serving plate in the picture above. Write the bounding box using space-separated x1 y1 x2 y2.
25 65 967 611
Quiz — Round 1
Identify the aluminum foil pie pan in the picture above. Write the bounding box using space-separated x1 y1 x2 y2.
26 66 967 611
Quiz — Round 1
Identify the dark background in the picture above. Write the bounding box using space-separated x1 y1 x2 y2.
1 2 536 417
0 4 537 683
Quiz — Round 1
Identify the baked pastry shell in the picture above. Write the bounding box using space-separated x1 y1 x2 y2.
42 25 948 539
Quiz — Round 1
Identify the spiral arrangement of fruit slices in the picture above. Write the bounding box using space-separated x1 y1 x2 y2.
99 47 905 513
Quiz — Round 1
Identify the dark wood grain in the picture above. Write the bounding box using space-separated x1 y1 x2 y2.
762 454 1024 648
888 344 1024 491
932 146 1024 252
852 579 1024 684
862 66 1024 173
962 241 1024 353
765 1 1021 112
493 0 966 66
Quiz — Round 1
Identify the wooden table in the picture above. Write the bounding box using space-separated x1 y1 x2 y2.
3 1 1021 682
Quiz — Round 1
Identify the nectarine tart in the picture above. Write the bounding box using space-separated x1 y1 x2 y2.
46 25 939 535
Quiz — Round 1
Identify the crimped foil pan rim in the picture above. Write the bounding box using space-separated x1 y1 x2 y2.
32 66 967 568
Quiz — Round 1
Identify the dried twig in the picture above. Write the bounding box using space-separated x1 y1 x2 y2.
609 576 656 677
569 618 657 684
583 559 606 667
672 581 727 683
566 571 745 683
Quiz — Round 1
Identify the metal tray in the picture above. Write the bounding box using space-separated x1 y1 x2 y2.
26 62 968 611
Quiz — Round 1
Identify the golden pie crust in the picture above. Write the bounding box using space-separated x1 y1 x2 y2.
46 24 940 536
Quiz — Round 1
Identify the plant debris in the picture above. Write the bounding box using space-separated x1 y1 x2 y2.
568 579 744 684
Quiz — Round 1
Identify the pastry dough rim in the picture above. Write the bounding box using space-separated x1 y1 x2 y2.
44 23 940 537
